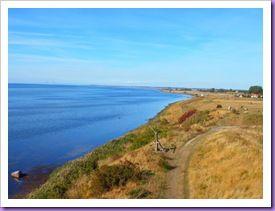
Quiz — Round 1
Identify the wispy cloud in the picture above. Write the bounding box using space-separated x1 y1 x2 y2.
8 8 263 88
9 53 114 64
9 34 97 51
9 31 55 37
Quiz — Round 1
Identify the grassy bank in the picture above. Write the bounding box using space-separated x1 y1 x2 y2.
27 98 178 199
28 92 263 199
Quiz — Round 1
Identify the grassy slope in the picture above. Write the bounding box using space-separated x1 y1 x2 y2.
28 93 263 199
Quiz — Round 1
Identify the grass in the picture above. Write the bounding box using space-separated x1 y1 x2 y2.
66 161 153 198
27 92 263 199
128 129 154 151
188 129 263 199
243 113 263 125
128 188 152 199
181 110 210 131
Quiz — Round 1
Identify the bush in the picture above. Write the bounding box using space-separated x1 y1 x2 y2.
159 118 169 125
91 161 153 194
129 128 155 150
178 109 197 124
158 157 175 172
78 156 98 174
232 108 240 115
216 104 222 108
181 110 209 131
249 86 263 95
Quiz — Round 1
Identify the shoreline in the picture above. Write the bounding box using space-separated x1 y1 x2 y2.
22 91 263 199
13 91 192 198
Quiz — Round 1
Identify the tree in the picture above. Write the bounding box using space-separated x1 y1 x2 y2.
248 86 263 95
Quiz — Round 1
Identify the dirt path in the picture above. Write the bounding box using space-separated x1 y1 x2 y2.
164 126 238 199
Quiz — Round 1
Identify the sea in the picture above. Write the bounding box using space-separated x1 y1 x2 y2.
8 83 190 197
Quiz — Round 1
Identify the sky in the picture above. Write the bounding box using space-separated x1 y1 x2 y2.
8 8 263 89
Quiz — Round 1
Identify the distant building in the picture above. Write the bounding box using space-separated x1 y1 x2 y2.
251 93 259 98
234 93 244 98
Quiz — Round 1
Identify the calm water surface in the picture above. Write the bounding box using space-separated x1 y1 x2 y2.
8 84 190 197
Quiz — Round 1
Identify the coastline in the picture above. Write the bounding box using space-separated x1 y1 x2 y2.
24 91 263 199
13 91 192 198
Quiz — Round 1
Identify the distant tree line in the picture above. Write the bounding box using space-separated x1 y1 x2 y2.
163 85 263 95
248 86 263 95
197 88 246 93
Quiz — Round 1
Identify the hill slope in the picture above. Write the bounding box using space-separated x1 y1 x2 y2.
28 93 263 199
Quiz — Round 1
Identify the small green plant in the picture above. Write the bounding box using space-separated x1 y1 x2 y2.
159 157 176 172
129 128 155 150
160 118 169 125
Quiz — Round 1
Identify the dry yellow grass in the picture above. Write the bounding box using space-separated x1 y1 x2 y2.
188 128 262 198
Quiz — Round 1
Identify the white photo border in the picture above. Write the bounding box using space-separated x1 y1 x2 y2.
0 0 271 208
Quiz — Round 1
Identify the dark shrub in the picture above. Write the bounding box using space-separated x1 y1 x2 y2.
158 157 176 172
249 86 263 95
93 161 153 192
232 108 240 115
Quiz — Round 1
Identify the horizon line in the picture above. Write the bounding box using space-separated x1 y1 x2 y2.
8 82 252 91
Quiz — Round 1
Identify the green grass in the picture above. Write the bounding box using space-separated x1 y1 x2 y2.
129 128 154 150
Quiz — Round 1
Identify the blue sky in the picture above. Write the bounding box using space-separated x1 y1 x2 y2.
9 8 263 89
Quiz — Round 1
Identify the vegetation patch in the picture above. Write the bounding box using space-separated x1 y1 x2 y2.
159 156 176 172
181 110 210 131
243 113 263 125
129 129 154 150
67 161 153 198
188 130 262 199
128 188 152 199
178 109 197 124
96 161 152 191
231 108 240 115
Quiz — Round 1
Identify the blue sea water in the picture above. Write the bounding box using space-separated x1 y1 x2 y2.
8 83 190 197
